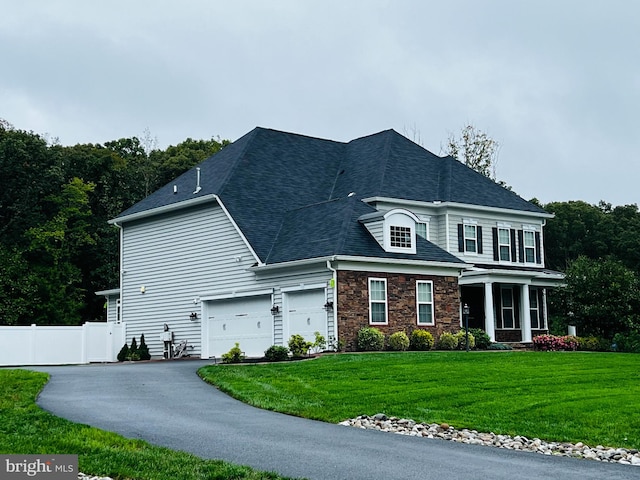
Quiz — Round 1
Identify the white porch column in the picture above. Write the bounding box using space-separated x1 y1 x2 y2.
484 282 496 342
521 284 532 343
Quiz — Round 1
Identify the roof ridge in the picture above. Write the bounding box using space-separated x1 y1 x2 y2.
336 196 361 253
217 128 260 199
376 130 394 195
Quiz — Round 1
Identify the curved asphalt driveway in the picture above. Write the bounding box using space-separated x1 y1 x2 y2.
34 360 635 480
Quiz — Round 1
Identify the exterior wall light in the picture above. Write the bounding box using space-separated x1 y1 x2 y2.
270 305 280 315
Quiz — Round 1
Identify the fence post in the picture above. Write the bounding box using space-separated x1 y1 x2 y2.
30 324 37 364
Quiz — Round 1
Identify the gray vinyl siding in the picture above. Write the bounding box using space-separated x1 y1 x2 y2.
121 203 333 358
121 204 259 357
364 220 384 247
106 296 119 323
447 213 545 266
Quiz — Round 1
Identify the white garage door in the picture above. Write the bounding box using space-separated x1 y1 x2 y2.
207 296 273 358
284 289 327 343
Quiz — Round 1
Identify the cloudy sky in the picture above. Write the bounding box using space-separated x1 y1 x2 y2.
1 1 638 206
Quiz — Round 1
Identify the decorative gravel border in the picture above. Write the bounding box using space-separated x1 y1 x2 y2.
339 414 640 466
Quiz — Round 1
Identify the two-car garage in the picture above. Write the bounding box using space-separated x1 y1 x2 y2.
203 288 328 358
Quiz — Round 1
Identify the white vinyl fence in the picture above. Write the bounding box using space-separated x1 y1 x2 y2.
0 322 126 366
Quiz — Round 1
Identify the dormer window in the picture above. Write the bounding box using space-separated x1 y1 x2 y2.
390 226 412 248
359 208 420 254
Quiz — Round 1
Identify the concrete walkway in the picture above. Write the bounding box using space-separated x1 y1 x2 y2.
34 360 636 480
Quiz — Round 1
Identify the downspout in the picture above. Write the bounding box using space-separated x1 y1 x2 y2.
326 257 338 349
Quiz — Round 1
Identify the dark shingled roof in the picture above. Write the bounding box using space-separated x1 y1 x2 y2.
116 127 546 265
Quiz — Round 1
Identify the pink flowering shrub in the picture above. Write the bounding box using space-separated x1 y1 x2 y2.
532 334 579 351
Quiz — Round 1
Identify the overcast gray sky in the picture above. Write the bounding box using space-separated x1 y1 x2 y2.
2 1 638 206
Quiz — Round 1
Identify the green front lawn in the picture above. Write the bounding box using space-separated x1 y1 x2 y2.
198 351 640 450
0 369 295 480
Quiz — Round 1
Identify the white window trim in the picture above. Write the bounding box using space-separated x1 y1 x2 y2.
529 287 545 330
463 223 478 255
500 287 516 330
416 280 434 326
417 215 431 240
382 209 419 254
523 229 536 264
368 277 388 325
497 227 511 262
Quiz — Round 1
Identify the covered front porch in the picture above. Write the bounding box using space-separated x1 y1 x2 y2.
459 267 564 343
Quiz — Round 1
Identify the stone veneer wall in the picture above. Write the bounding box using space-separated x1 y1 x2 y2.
337 270 460 351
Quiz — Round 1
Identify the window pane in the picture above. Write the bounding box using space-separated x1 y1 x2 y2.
530 310 539 329
465 239 476 252
390 226 412 248
502 289 513 307
525 248 535 263
418 304 433 324
499 245 510 261
370 280 386 301
416 223 427 239
417 282 432 302
503 310 514 328
524 230 535 247
371 303 386 323
530 290 538 308
498 229 510 244
464 225 476 237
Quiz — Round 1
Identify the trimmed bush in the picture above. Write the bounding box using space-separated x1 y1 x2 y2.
613 331 640 353
488 342 513 350
454 330 475 350
576 336 610 352
357 327 385 351
288 334 312 357
532 334 578 351
221 343 244 363
264 345 289 362
469 328 491 350
117 343 129 362
437 332 458 350
410 329 434 351
138 334 151 360
388 332 410 351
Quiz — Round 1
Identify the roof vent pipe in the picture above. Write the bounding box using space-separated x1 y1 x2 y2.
193 167 202 194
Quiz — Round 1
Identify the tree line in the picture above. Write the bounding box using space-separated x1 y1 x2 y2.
1 121 638 341
0 119 228 325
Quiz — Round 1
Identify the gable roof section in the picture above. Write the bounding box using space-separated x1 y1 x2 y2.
114 127 548 264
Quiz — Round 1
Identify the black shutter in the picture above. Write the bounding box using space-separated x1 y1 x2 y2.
518 230 525 263
477 226 483 254
457 224 464 252
535 232 541 264
492 228 499 261
510 229 517 262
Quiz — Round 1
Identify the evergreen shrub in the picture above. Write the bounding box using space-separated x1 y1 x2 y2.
469 328 491 349
117 343 129 362
410 330 434 351
138 334 151 360
357 327 385 351
388 331 410 351
613 331 640 353
454 330 475 350
437 332 458 350
288 334 312 357
221 343 244 363
264 345 289 362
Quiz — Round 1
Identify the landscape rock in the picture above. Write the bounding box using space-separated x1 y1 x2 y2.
340 414 640 467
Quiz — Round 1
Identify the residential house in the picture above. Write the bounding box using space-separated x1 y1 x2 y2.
102 127 563 358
